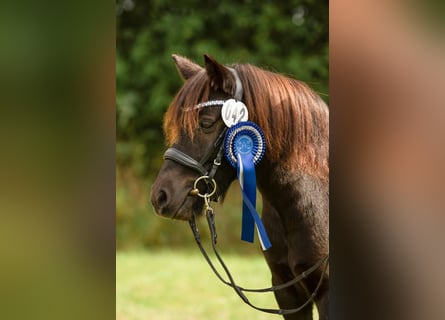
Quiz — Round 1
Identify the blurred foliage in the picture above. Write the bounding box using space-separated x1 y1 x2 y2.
116 0 328 249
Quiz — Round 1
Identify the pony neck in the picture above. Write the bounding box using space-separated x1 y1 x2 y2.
256 160 328 217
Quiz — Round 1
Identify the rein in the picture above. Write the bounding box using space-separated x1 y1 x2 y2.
163 127 329 315
188 181 329 315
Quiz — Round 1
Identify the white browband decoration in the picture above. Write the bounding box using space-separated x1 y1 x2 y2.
194 100 226 109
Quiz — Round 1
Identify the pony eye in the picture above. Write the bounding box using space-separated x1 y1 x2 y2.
199 120 214 129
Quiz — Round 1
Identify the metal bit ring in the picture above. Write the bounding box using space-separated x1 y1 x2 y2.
191 175 217 198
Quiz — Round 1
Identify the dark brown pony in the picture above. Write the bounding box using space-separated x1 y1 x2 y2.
151 54 329 320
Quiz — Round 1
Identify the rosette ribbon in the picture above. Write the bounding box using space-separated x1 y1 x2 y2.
224 121 271 251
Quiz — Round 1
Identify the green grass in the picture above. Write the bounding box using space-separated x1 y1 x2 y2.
117 249 280 320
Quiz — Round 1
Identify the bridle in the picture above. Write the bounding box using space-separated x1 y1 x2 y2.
162 109 328 315
162 69 328 315
164 124 228 201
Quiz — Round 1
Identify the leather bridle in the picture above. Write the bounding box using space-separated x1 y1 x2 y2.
162 108 329 315
164 124 228 200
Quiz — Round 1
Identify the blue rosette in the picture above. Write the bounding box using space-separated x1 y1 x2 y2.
224 121 271 250
224 121 266 168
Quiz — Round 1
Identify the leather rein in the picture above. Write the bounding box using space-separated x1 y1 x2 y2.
163 117 329 315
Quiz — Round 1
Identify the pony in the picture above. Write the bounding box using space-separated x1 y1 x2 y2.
151 54 329 320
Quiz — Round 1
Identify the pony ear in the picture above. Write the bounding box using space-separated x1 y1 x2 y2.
204 54 236 95
172 54 203 80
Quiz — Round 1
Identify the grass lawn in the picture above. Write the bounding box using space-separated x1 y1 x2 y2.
117 249 282 320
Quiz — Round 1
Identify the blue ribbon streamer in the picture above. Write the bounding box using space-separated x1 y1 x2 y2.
237 153 272 251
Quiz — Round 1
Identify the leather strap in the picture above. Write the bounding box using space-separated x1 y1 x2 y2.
164 148 207 176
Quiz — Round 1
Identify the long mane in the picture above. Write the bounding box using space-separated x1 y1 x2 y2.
164 64 329 179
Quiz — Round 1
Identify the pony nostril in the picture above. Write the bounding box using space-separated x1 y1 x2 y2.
155 189 168 207
158 190 167 205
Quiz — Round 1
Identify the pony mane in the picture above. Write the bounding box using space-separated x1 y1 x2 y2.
164 64 329 179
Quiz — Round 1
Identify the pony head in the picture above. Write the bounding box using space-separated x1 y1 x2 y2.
151 54 328 220
151 54 240 220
